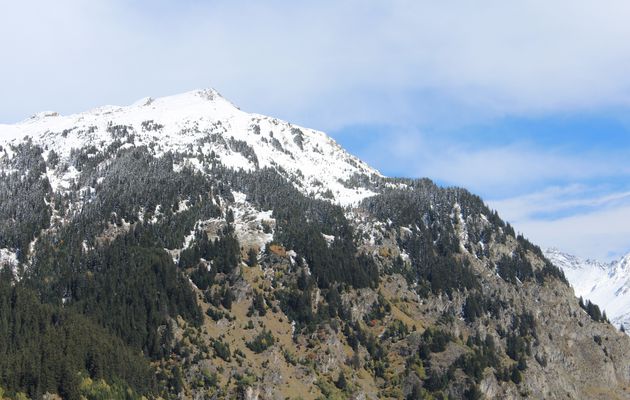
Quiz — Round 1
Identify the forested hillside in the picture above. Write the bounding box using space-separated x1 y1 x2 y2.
1 90 629 399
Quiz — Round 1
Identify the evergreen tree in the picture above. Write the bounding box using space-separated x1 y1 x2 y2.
335 370 347 390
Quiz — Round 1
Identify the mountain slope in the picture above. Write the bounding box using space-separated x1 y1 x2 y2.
545 248 630 330
0 89 377 206
1 90 630 400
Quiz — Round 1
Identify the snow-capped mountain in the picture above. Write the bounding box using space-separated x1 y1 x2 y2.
545 248 630 330
3 89 630 399
0 89 378 206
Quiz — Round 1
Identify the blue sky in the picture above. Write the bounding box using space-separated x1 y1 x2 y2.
2 0 630 260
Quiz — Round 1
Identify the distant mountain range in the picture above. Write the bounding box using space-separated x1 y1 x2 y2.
545 248 630 330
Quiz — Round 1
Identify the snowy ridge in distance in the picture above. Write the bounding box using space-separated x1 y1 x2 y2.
545 248 630 331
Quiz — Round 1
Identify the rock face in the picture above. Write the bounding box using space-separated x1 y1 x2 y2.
1 89 630 399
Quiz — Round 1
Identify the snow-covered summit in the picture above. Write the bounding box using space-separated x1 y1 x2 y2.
0 89 380 206
545 248 630 330
544 247 609 272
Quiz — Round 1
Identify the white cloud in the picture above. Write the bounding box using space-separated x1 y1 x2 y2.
2 0 630 128
354 128 630 196
507 202 630 261
490 185 630 222
488 185 630 260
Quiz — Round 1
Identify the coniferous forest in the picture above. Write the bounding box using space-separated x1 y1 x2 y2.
0 105 625 400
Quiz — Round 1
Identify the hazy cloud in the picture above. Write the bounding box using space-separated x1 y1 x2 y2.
3 0 630 128
354 128 630 195
508 202 630 261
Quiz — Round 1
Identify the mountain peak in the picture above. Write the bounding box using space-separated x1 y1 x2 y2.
544 248 608 272
132 88 239 111
0 88 379 206
545 247 630 331
612 251 630 274
77 88 239 120
28 111 60 120
191 87 229 103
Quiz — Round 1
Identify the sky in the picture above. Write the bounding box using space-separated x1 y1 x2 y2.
1 0 630 260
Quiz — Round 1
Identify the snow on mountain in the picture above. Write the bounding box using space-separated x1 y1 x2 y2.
0 248 18 275
0 88 380 206
543 248 610 295
545 248 630 330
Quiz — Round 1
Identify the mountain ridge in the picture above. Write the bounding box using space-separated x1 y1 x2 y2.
1 89 630 399
0 88 379 207
545 247 630 331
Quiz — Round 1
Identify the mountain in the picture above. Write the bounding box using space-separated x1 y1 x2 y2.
0 89 377 207
2 89 630 400
545 248 630 331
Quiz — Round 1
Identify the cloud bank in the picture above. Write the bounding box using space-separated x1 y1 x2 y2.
3 0 630 127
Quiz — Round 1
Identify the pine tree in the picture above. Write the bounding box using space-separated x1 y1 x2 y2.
510 366 522 384
252 291 266 316
246 248 258 267
335 370 347 390
221 286 233 310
